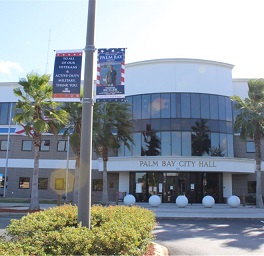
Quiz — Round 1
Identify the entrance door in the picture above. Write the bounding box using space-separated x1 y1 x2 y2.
163 172 189 203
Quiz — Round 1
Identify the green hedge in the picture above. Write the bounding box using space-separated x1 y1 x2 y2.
0 204 156 255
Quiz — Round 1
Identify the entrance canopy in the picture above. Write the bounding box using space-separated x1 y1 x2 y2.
97 156 255 174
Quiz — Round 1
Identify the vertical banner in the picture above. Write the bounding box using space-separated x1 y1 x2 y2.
96 48 125 102
53 49 83 102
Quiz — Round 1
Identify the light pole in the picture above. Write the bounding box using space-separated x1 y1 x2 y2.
65 133 70 201
78 0 96 228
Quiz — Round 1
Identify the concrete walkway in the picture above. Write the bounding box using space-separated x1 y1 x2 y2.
1 202 264 219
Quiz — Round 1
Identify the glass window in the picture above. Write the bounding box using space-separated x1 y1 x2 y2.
191 94 200 118
181 94 191 118
151 94 161 118
133 95 141 119
150 119 161 131
160 119 171 131
211 132 220 150
55 178 66 190
40 140 50 151
171 94 177 118
161 132 171 156
225 98 232 121
227 134 234 157
248 181 256 193
132 133 141 156
19 177 30 189
171 132 181 156
22 140 32 151
93 179 103 191
171 118 181 131
210 95 219 119
0 140 10 151
57 140 67 152
142 94 150 119
246 141 255 153
38 178 48 190
220 133 227 156
0 175 5 188
141 131 161 156
124 139 132 157
161 94 170 118
218 96 226 120
201 94 210 119
118 140 125 157
182 132 191 156
0 103 9 125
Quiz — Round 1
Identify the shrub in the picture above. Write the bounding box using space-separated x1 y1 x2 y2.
1 204 156 255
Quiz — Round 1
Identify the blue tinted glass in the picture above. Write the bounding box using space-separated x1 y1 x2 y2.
201 94 210 118
172 132 181 155
133 133 141 156
171 119 181 131
0 103 9 125
210 95 219 119
182 132 191 156
220 133 227 156
171 94 177 118
181 94 191 118
142 94 150 119
133 95 141 119
161 132 171 156
160 119 171 131
191 94 200 118
151 94 161 118
218 96 226 120
227 134 234 157
161 94 170 118
225 98 232 121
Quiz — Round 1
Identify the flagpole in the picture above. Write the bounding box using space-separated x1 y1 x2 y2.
78 0 96 228
4 102 12 197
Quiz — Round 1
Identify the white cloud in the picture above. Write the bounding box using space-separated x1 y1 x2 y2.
0 60 23 75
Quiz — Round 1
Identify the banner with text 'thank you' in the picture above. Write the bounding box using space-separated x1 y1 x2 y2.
96 48 125 102
53 49 82 102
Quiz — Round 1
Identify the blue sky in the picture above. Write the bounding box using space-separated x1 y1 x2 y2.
1 0 264 82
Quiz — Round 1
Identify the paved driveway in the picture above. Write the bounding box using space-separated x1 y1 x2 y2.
154 219 264 255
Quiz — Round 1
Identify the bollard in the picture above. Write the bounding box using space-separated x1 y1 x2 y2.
57 194 61 206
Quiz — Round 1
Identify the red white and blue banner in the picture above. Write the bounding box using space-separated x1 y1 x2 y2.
96 48 125 102
53 49 83 102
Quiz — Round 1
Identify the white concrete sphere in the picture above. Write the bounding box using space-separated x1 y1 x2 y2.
149 195 161 207
228 195 240 207
176 195 188 208
123 194 136 206
202 195 215 208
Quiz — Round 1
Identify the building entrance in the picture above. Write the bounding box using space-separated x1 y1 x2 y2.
130 171 223 203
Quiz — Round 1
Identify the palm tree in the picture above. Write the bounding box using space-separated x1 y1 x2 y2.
191 119 211 156
62 101 82 205
231 78 264 208
13 72 68 210
93 102 134 205
141 131 161 156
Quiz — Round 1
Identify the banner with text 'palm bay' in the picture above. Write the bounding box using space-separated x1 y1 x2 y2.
96 48 125 102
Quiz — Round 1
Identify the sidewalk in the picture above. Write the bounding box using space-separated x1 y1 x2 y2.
1 202 264 219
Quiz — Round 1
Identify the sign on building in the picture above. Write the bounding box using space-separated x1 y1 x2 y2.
96 48 125 102
53 49 82 102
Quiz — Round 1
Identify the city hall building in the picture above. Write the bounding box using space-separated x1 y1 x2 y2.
0 58 262 204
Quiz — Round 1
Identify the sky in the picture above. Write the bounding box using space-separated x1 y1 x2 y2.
1 0 264 82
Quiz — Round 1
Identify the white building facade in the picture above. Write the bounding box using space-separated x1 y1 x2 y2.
0 59 261 204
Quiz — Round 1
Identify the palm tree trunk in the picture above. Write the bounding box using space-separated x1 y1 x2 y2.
29 145 40 210
255 130 264 208
101 159 108 205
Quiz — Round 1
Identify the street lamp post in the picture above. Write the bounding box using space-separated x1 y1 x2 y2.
78 0 96 228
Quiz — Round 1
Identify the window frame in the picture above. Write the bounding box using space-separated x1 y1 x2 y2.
19 177 30 189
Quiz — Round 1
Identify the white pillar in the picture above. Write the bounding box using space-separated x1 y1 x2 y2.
223 173 232 199
119 172 129 194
